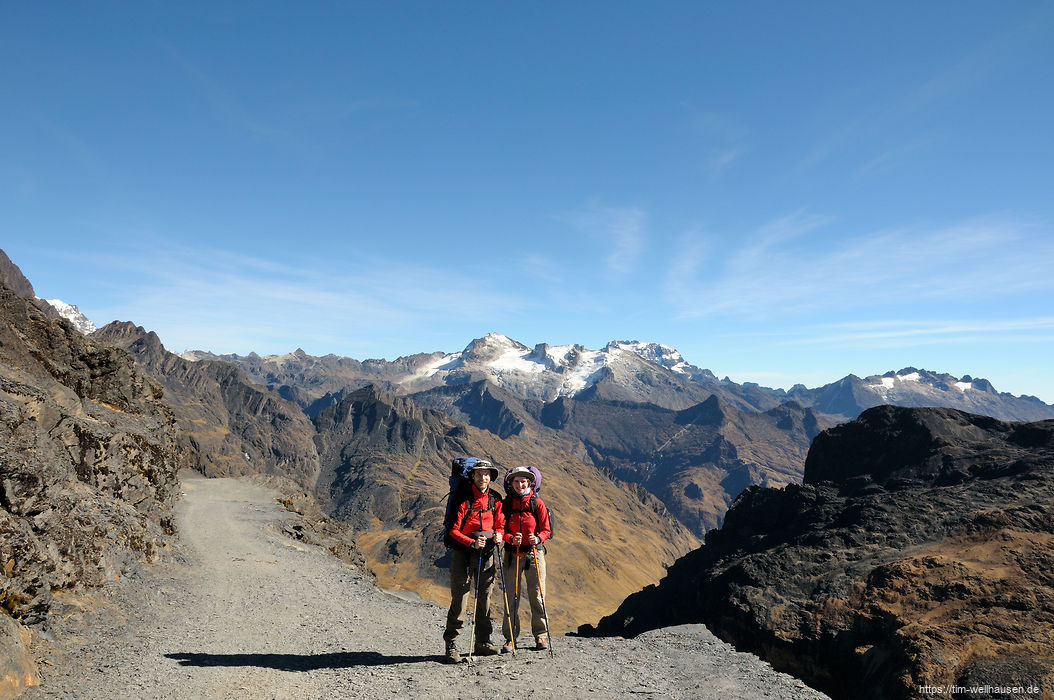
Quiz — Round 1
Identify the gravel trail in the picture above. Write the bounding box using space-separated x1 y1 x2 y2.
24 475 829 699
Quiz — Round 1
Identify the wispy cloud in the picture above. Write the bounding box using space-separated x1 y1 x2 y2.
161 42 283 140
665 213 1053 320
689 110 749 178
82 238 532 355
801 8 1052 175
775 317 1054 349
855 138 933 178
567 203 647 275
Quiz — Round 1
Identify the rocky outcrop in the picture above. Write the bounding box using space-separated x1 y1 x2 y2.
0 251 62 326
93 322 321 491
0 285 180 698
581 406 1054 700
0 252 35 301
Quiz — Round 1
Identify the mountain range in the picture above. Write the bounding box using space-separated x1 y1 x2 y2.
16 253 1054 543
4 245 1054 699
175 331 1054 536
185 331 1054 423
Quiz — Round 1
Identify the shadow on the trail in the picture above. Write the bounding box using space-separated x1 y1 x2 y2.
165 651 439 669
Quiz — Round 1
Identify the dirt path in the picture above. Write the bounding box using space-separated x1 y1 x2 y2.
24 475 829 699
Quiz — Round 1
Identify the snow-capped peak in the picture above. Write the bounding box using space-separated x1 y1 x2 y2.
607 340 692 374
864 368 997 402
400 334 708 401
41 298 97 334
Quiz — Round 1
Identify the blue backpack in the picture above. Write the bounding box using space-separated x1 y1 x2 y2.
442 457 498 550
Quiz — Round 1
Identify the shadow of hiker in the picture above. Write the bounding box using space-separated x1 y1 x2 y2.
165 651 439 670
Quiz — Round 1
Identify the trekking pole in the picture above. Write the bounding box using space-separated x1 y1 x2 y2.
494 544 516 656
532 546 554 658
466 548 483 665
514 549 520 602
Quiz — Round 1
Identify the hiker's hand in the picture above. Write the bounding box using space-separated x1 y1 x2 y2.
474 534 486 549
528 534 539 546
513 533 523 545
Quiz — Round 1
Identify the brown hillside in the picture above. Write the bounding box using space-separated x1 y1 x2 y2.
94 321 321 490
312 385 700 633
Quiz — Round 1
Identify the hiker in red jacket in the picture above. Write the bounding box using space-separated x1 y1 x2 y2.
443 460 505 663
500 465 552 652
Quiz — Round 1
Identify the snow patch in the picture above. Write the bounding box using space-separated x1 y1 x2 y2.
488 346 547 374
870 372 924 394
420 353 462 377
558 350 608 394
41 298 97 334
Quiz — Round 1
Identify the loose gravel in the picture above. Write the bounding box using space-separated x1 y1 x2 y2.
24 475 830 699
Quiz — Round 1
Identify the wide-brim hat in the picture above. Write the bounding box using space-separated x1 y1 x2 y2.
507 465 536 484
470 459 499 480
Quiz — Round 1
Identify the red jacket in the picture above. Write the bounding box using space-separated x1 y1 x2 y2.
502 489 551 552
448 484 505 549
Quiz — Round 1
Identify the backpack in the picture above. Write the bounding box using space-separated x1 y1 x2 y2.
442 457 498 550
502 465 554 542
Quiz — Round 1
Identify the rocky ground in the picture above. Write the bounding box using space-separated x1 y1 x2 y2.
22 474 828 700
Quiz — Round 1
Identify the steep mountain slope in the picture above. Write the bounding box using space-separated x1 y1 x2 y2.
311 384 699 632
180 347 433 403
406 378 827 536
0 250 37 300
0 283 181 698
0 250 62 325
94 322 321 490
532 394 828 536
408 377 539 439
582 406 1054 700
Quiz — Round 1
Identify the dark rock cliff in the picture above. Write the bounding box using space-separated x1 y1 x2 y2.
581 405 1054 700
0 285 180 697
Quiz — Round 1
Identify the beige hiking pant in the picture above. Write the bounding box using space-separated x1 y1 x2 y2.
501 547 547 642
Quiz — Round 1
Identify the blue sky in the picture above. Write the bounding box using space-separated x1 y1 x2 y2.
3 2 1054 402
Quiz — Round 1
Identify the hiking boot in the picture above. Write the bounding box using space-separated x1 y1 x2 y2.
444 641 461 664
534 635 548 650
501 641 514 654
474 642 499 656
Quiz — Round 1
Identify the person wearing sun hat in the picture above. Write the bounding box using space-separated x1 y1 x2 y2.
442 458 505 663
500 465 552 652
